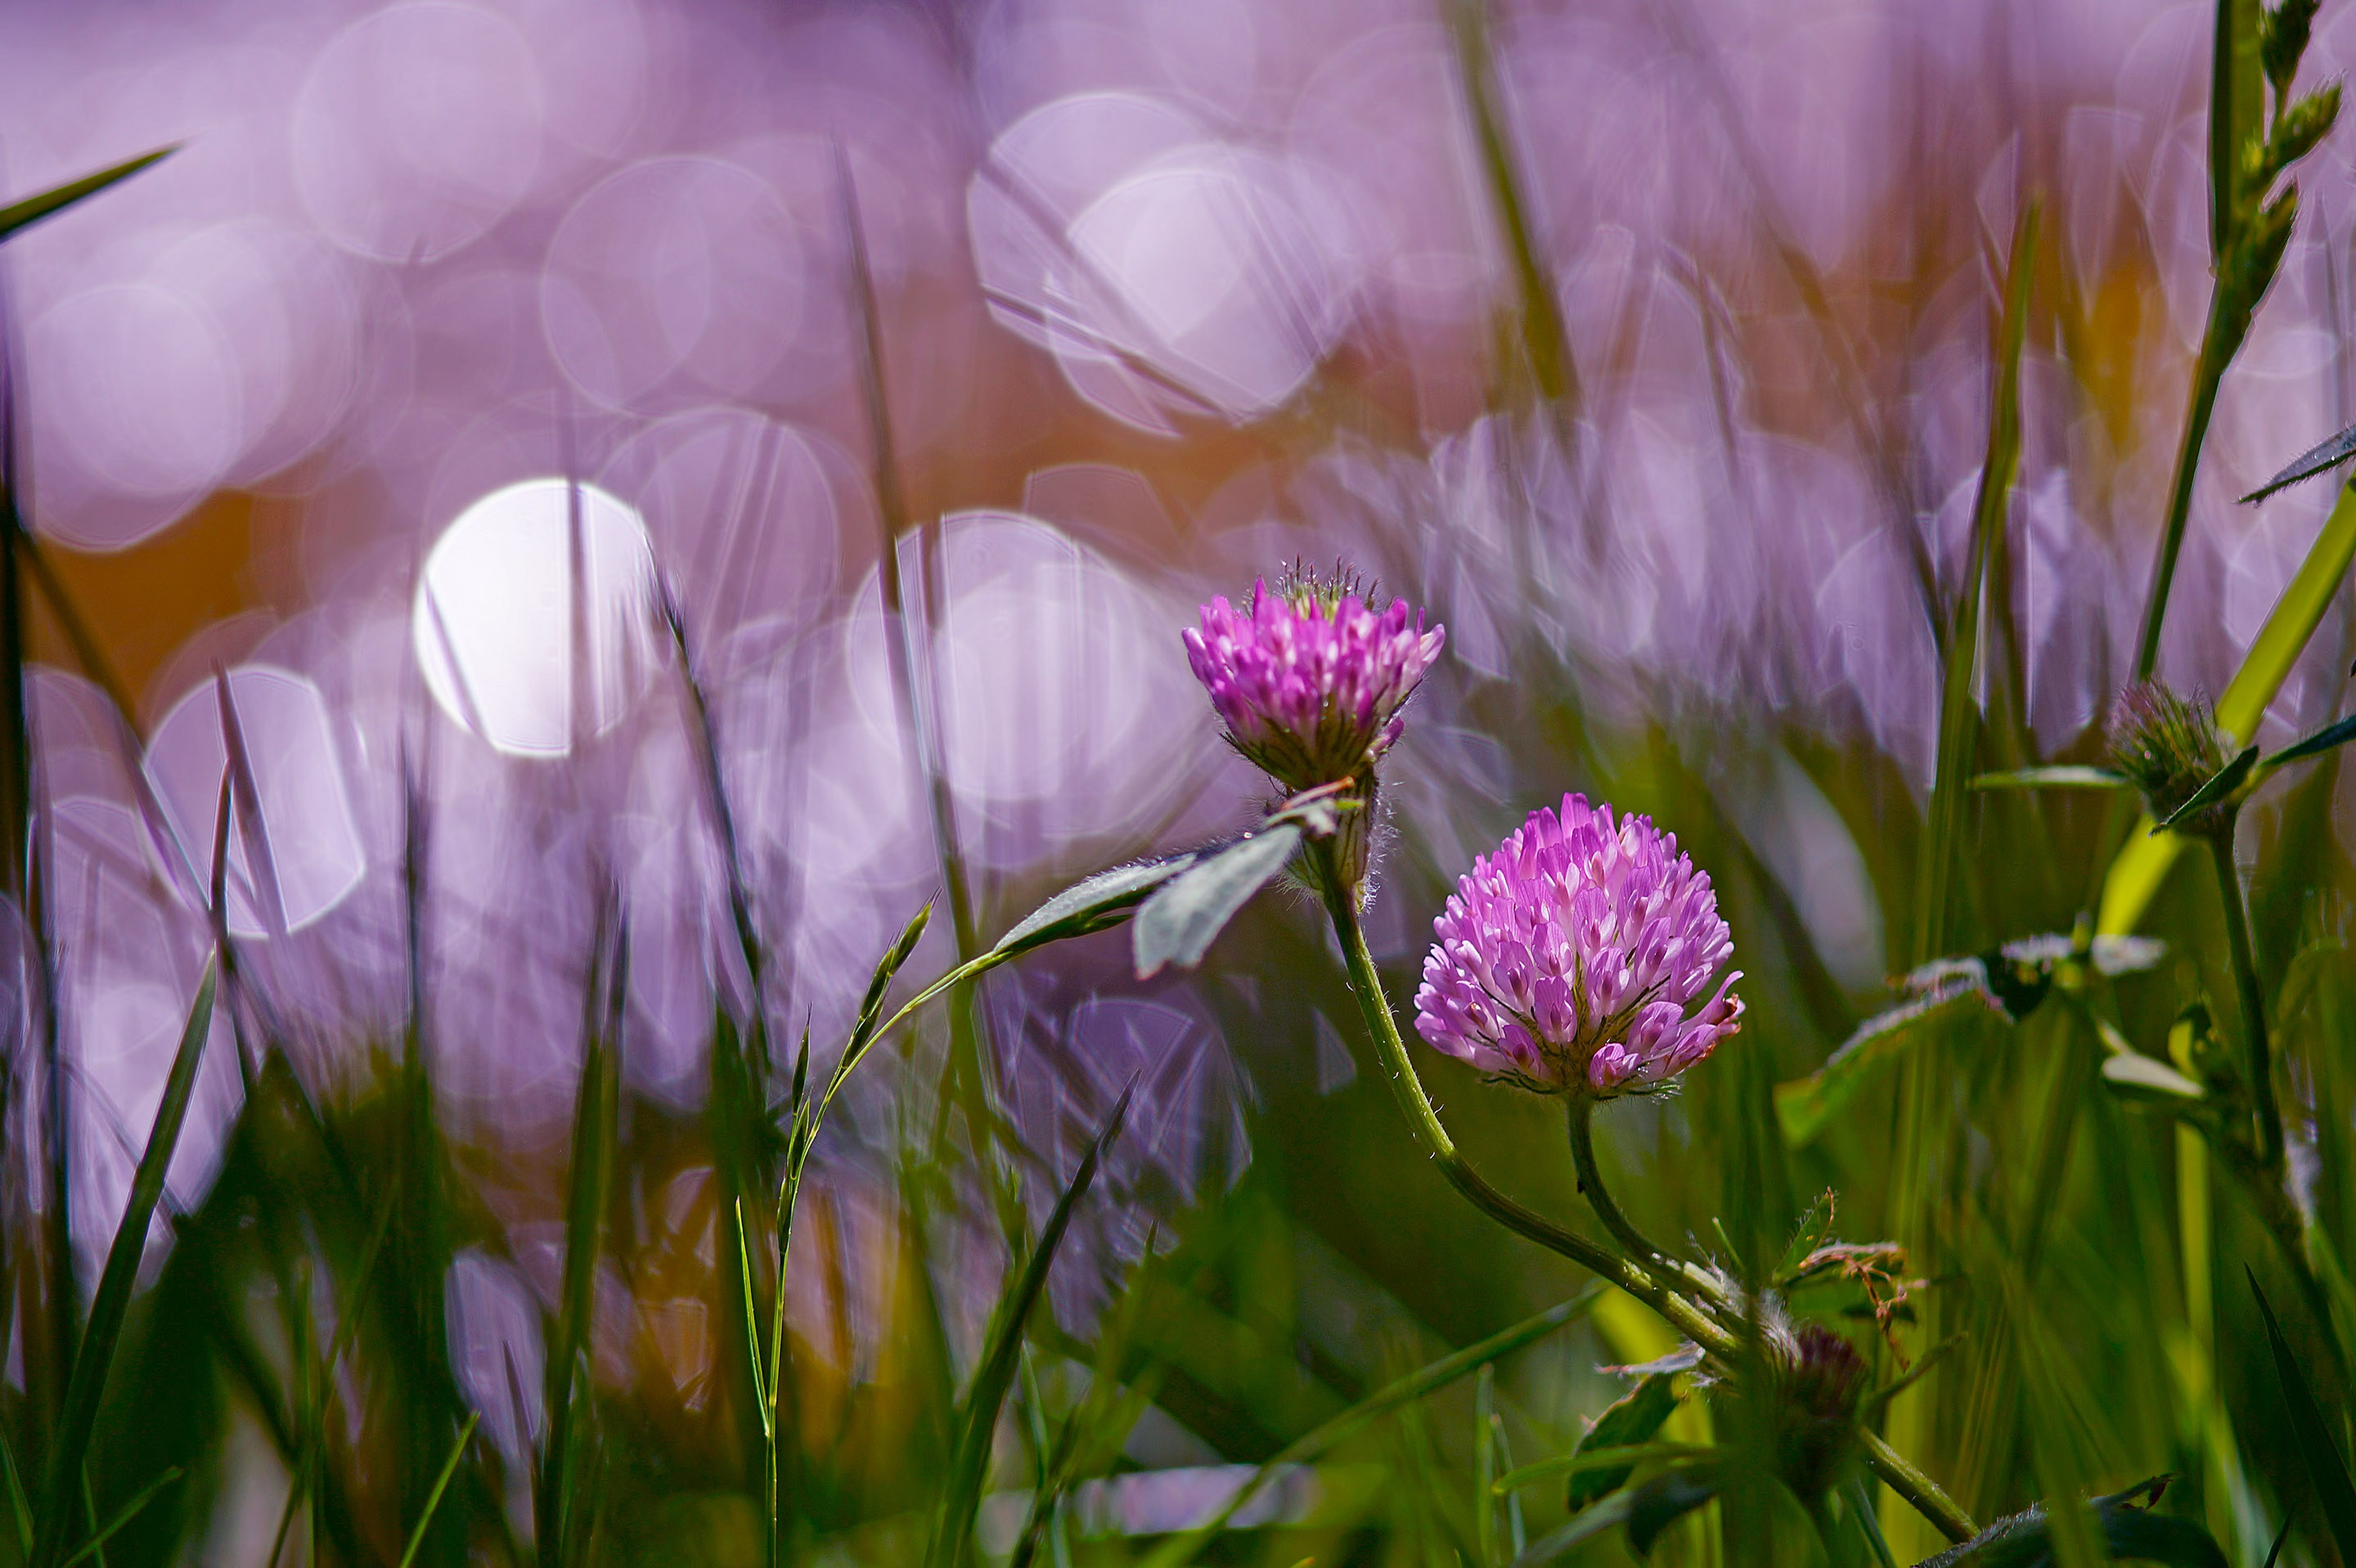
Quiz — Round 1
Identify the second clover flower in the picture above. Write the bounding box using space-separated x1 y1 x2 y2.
1184 571 1446 795
1414 793 1743 1098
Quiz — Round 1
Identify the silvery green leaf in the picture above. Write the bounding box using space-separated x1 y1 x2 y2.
2100 1051 2206 1101
1967 766 2130 791
1132 825 1302 979
994 856 1198 955
2088 934 2166 976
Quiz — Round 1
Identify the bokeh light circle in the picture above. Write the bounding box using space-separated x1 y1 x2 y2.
292 2 544 263
412 478 661 757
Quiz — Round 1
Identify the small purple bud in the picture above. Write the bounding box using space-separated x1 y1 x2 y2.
1183 569 1446 795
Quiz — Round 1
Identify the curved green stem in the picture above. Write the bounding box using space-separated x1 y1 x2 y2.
1305 844 1733 1353
1308 838 1976 1543
1859 1431 1975 1545
1567 1096 1670 1267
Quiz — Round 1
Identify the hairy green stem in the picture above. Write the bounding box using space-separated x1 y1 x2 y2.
1859 1431 1974 1546
1305 842 1975 1541
2205 830 2282 1168
1567 1097 1667 1266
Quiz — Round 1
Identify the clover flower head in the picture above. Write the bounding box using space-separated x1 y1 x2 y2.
1182 567 1445 793
2106 681 2231 832
1412 794 1742 1098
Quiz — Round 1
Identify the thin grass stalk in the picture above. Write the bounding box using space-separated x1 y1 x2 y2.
26 962 216 1568
540 911 625 1567
1914 202 2036 964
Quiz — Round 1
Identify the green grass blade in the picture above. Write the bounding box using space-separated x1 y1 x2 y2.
1493 1441 1710 1497
0 148 176 243
1136 1286 1605 1568
396 1413 479 1568
1915 202 2036 962
2250 1269 2356 1556
539 920 624 1568
929 1086 1134 1568
56 1469 178 1568
1443 0 1580 416
0 1427 29 1557
27 960 216 1568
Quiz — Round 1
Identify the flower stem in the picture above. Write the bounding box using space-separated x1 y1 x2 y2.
1308 838 1976 1545
2205 829 2282 1168
1566 1096 1668 1266
1308 844 1725 1349
1859 1430 1976 1546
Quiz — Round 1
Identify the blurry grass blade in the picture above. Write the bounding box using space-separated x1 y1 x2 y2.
1444 0 1579 413
542 918 625 1567
2241 419 2356 503
1133 825 1301 978
1510 1489 1635 1566
0 1431 29 1557
1967 766 2130 792
214 664 290 937
396 1413 479 1568
1916 201 2036 962
995 855 1199 955
56 1469 178 1568
2154 745 2259 832
930 1085 1134 1568
28 960 215 1568
1138 1287 1604 1568
2264 710 2356 767
1777 988 1980 1145
2262 1516 2293 1568
1625 1462 1727 1554
1850 1476 1900 1568
0 147 175 242
1490 1440 1706 1497
2250 1269 2356 1557
2104 477 2356 932
1564 1373 1682 1512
